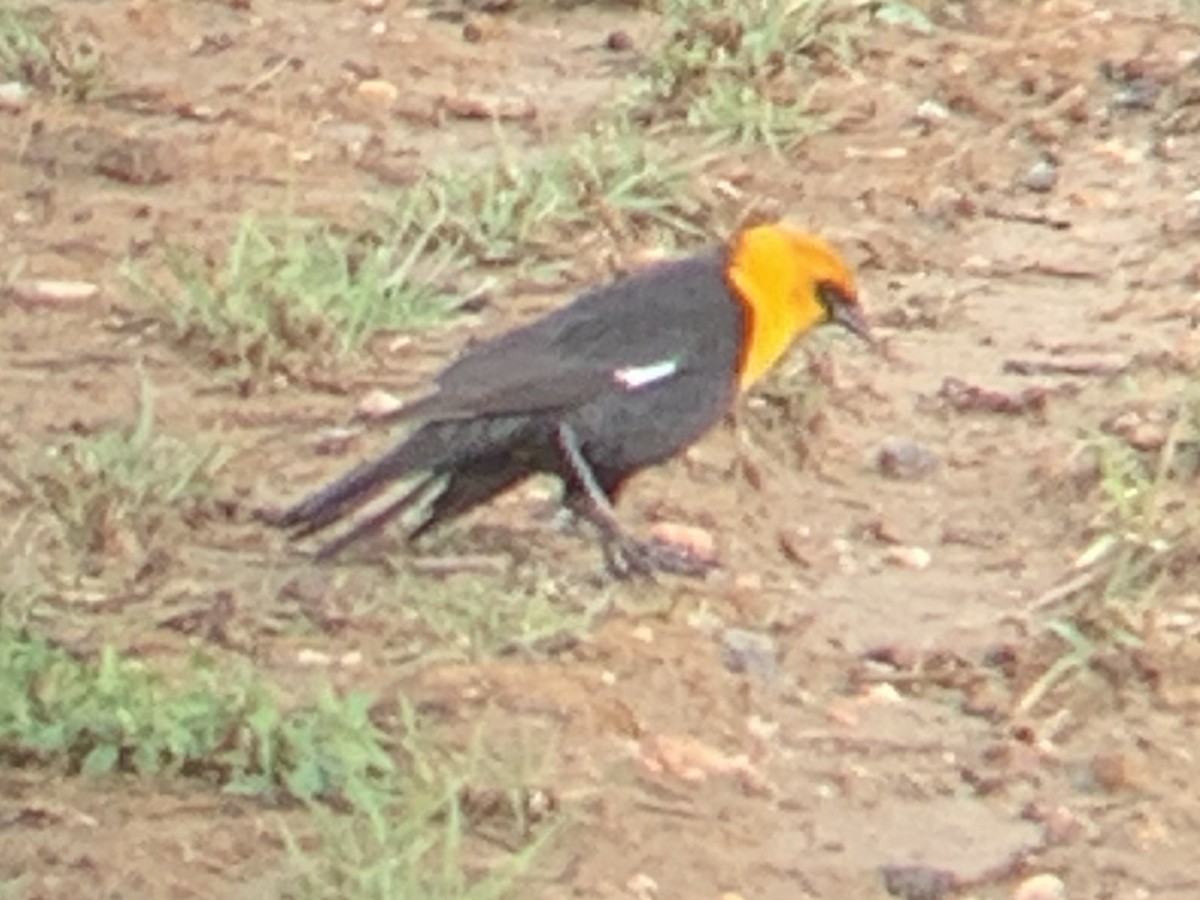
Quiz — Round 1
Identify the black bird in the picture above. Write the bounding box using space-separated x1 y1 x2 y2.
269 222 871 576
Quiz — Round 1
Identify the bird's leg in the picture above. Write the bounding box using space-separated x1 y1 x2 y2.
554 424 714 579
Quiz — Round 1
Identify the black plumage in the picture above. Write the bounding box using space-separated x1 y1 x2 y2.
273 249 744 575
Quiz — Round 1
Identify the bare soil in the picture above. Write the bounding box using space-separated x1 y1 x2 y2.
2 1 1200 898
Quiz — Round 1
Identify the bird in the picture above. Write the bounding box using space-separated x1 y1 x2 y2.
267 221 872 577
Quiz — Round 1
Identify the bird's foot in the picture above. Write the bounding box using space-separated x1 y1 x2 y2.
604 535 718 580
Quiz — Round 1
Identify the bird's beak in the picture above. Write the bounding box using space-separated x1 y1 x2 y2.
831 300 875 348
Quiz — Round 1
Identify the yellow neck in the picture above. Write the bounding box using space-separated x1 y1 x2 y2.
727 227 825 391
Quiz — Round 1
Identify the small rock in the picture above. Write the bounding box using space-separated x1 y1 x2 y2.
357 389 404 420
8 279 100 310
1012 873 1066 900
863 683 904 705
880 863 957 900
1111 78 1160 110
639 733 768 792
960 677 1009 721
356 78 399 106
883 545 932 570
874 438 939 480
721 628 778 681
313 426 361 455
462 16 505 43
1023 158 1059 193
1040 805 1085 846
648 521 717 564
0 81 31 112
296 648 334 667
626 872 658 900
606 30 633 52
359 0 386 10
913 99 950 127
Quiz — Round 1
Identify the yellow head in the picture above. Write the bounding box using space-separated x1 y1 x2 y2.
726 222 870 391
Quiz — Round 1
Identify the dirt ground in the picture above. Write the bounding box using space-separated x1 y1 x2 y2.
2 0 1200 898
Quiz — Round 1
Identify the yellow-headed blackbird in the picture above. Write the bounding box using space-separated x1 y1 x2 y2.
270 222 870 576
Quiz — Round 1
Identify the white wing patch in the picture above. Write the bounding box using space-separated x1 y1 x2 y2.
613 359 679 390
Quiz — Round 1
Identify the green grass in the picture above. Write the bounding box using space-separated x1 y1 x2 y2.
395 564 605 660
129 211 467 378
409 122 714 273
1017 390 1200 715
637 0 932 150
9 376 227 573
286 705 561 900
0 626 560 896
0 6 106 101
0 627 393 804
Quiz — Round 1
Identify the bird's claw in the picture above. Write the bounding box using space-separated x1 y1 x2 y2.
605 536 717 580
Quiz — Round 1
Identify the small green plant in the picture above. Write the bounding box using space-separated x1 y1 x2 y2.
0 628 394 806
1017 392 1200 714
129 211 466 377
396 565 601 660
410 123 713 271
0 6 106 101
286 703 561 900
22 376 226 564
639 0 931 149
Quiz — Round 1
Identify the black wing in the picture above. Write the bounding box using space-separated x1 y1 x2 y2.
400 250 731 422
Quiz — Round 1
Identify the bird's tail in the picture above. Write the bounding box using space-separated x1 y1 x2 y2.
273 439 433 541
270 416 536 558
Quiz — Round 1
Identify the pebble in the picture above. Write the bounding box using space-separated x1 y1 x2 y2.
357 389 404 420
884 545 932 570
1023 157 1058 193
648 521 717 564
606 30 633 52
879 863 957 900
874 438 939 480
8 279 100 310
720 628 778 682
313 427 360 455
626 872 658 899
913 99 950 126
0 81 31 112
356 78 399 106
1012 873 1066 900
1111 78 1160 110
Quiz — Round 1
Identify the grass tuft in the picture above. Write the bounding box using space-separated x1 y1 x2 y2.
286 702 561 900
409 122 714 273
0 6 106 101
0 628 394 806
17 376 227 568
1017 390 1200 714
638 0 932 149
129 212 467 378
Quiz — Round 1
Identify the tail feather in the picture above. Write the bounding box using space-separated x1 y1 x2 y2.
310 474 442 560
274 415 542 558
276 443 419 538
407 462 529 544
